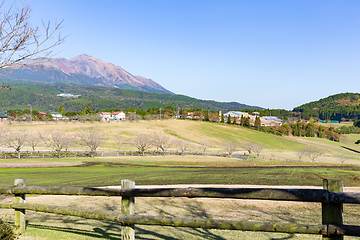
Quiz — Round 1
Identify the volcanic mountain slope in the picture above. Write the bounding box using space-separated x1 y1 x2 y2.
0 54 173 94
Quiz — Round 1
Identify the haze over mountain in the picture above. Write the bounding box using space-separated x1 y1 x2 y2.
0 54 173 94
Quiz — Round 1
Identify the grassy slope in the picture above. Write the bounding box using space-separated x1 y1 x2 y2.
1 119 359 158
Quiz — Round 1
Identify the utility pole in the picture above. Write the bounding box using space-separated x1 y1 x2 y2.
160 107 162 120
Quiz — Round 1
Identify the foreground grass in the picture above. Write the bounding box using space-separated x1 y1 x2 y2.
1 160 360 187
2 191 360 239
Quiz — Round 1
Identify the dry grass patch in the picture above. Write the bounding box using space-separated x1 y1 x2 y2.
2 185 360 239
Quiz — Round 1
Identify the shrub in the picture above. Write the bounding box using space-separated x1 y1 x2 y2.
0 218 16 240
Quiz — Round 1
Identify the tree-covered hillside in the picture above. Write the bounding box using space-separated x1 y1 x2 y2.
0 83 262 112
293 93 360 120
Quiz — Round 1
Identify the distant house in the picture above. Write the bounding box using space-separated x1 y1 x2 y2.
99 112 112 121
112 111 126 120
223 111 244 118
57 93 81 98
38 112 47 120
50 112 63 120
264 116 282 122
0 113 8 122
262 116 282 126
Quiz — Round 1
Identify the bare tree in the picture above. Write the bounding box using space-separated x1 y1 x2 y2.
114 135 123 152
133 134 152 156
0 2 65 73
223 141 238 156
127 112 141 122
242 142 257 155
153 134 172 156
199 141 209 155
2 130 28 158
296 148 307 162
176 140 189 155
337 154 346 164
252 144 264 158
79 127 104 157
27 132 40 152
0 127 5 145
41 131 73 158
304 147 323 163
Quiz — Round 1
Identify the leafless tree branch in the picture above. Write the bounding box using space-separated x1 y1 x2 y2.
0 2 65 74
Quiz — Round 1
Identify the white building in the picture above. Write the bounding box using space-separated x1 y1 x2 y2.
100 112 112 121
223 111 245 118
50 112 63 120
57 93 81 98
112 111 126 120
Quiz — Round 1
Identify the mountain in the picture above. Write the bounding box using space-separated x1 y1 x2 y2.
0 83 263 113
292 93 360 120
0 54 173 94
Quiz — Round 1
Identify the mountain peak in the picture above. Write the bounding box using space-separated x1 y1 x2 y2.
5 54 174 94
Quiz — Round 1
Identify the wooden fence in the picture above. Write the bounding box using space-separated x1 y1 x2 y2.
1 179 360 239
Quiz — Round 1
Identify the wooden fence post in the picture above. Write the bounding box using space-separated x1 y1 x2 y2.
322 179 343 240
121 179 135 240
14 178 26 234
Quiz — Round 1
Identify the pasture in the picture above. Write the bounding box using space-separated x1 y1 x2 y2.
1 119 360 239
0 119 360 163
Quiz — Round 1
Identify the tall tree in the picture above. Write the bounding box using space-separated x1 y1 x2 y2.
254 116 261 130
220 114 225 123
58 105 65 115
227 115 231 124
85 106 92 115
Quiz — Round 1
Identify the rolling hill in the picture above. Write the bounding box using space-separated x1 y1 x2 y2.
293 92 360 120
0 83 263 112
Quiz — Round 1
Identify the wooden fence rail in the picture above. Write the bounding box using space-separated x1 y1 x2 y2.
1 179 359 239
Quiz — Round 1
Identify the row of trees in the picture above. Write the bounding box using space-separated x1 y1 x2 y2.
0 127 103 158
132 133 265 158
1 126 333 163
221 115 343 142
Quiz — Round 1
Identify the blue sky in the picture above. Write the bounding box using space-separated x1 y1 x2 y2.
25 0 360 110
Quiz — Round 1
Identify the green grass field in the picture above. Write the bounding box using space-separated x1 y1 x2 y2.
1 158 360 187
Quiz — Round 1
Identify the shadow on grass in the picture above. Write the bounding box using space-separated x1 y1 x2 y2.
270 235 295 240
341 145 360 154
27 223 229 240
27 224 122 239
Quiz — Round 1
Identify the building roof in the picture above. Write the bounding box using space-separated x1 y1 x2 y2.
0 113 8 118
264 116 282 122
112 112 124 114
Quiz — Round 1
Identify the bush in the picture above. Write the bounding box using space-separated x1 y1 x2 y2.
0 218 16 240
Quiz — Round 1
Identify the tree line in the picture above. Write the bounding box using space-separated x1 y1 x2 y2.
292 93 360 121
